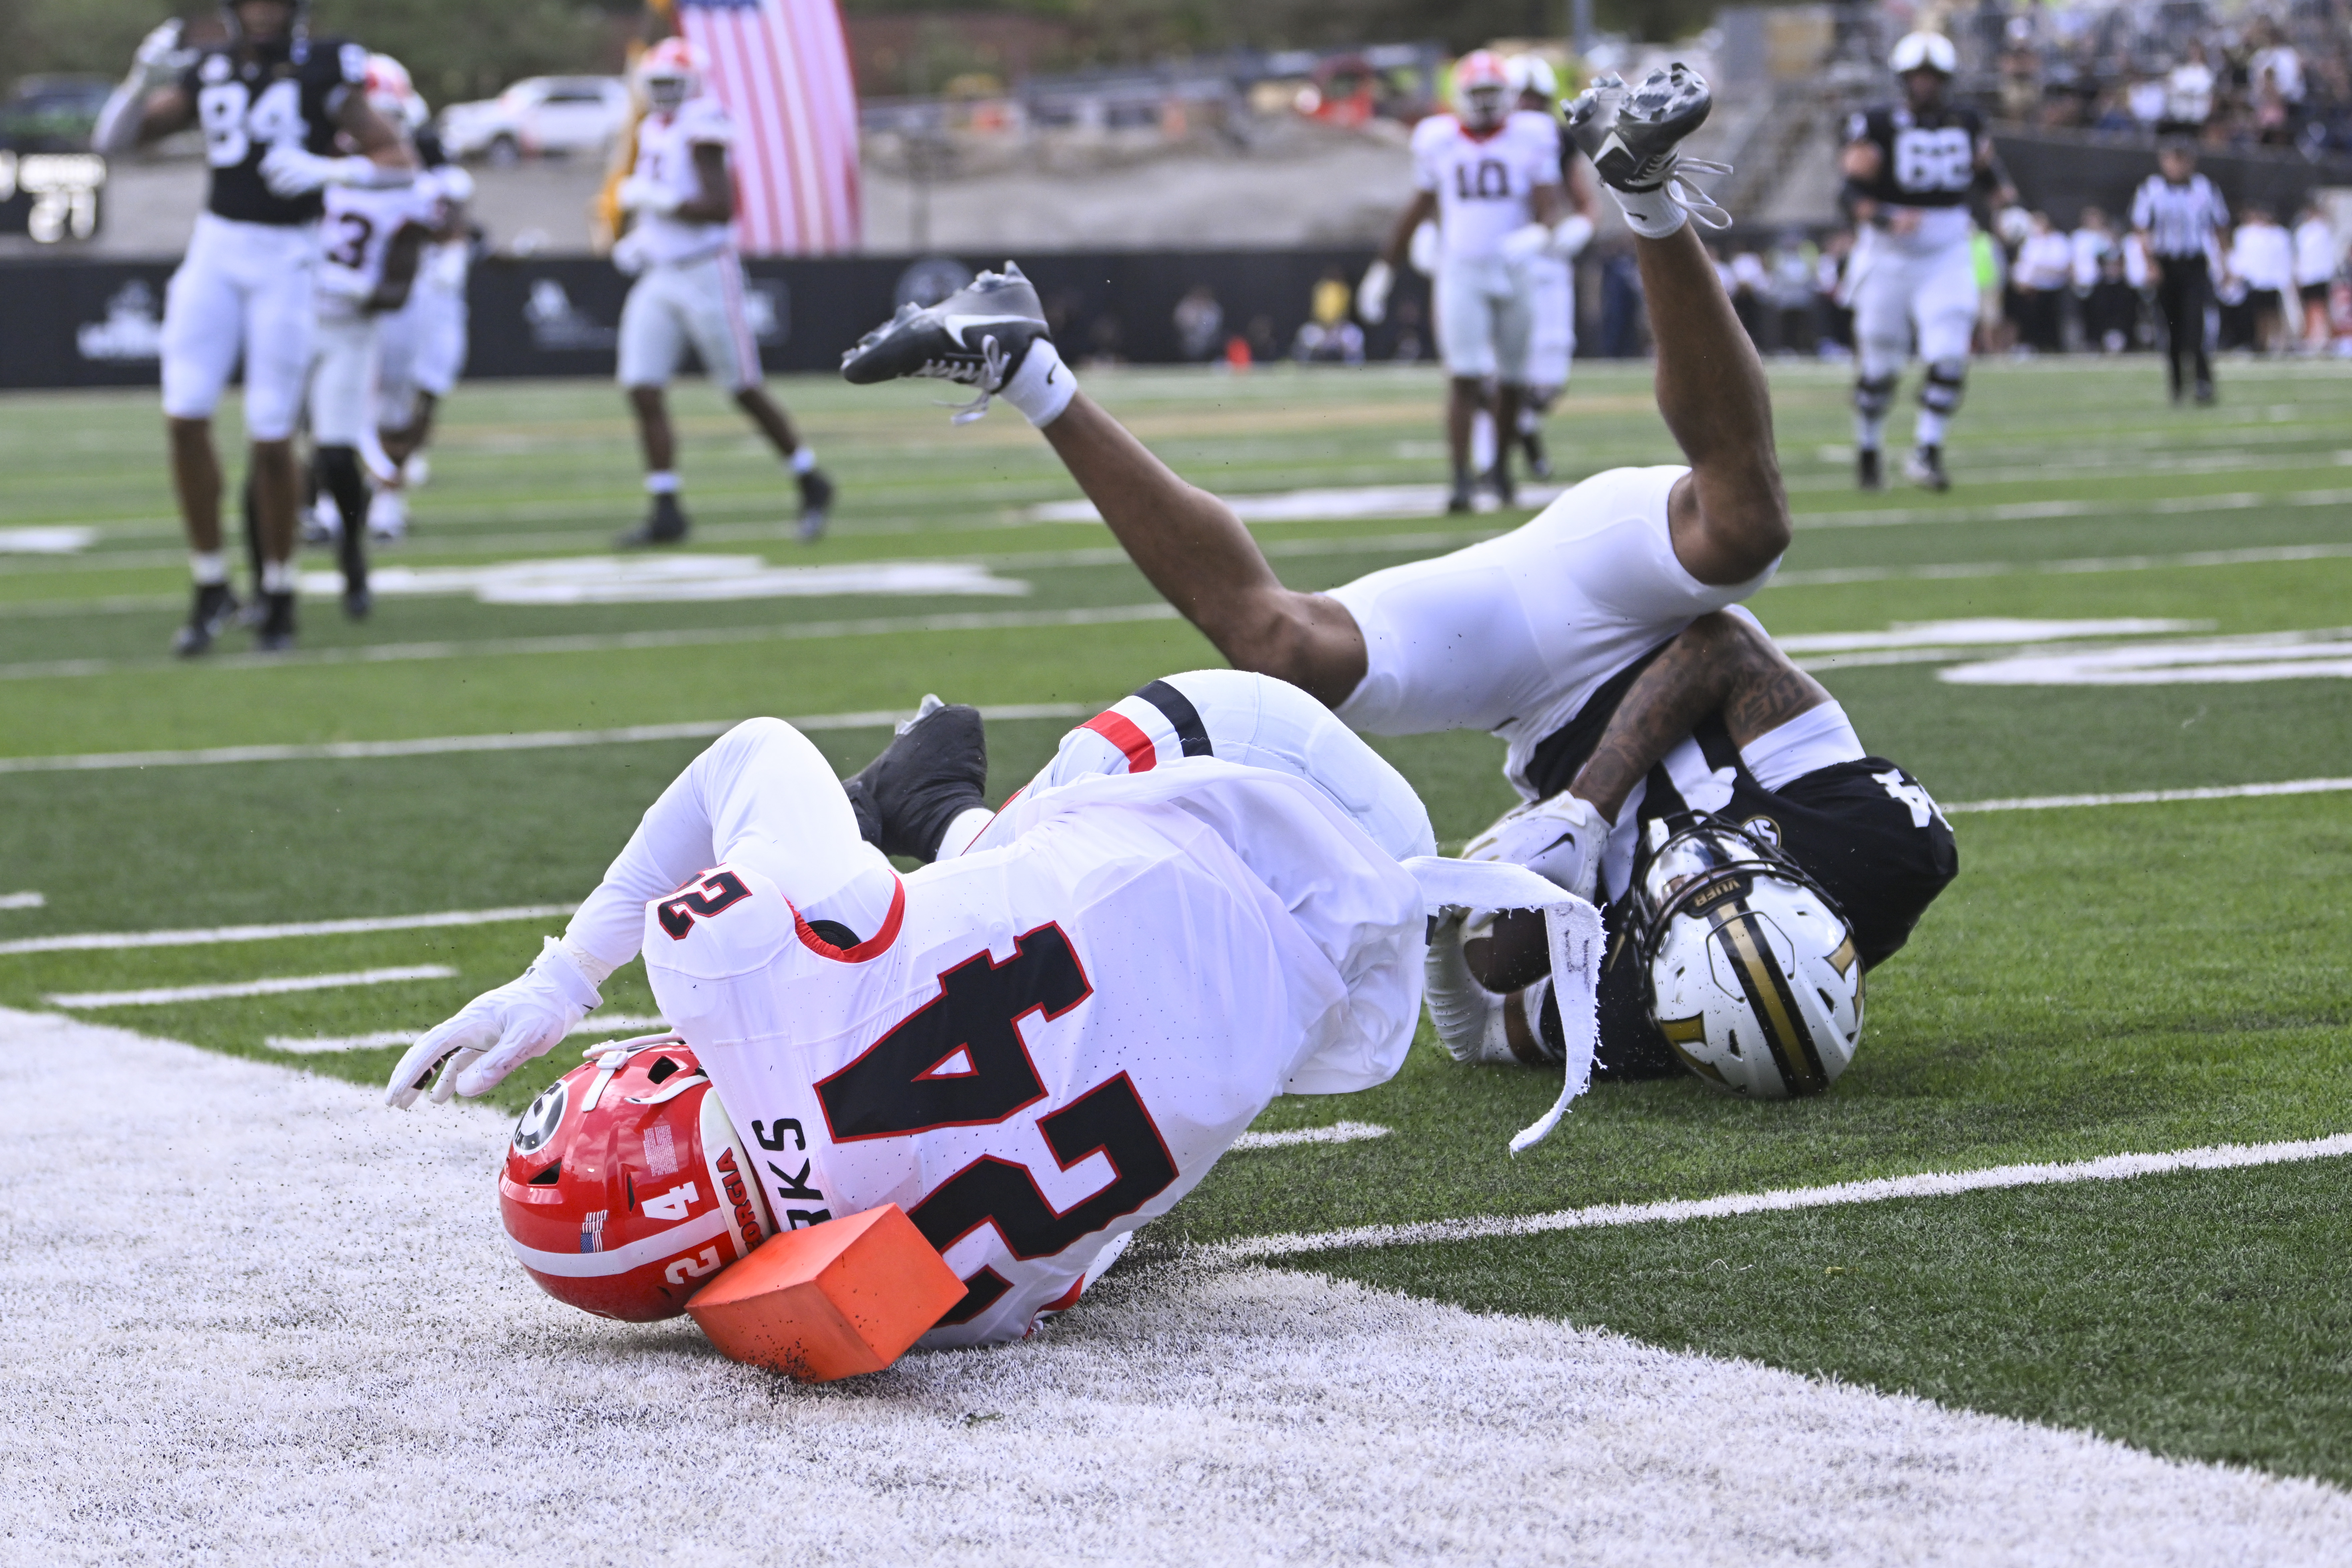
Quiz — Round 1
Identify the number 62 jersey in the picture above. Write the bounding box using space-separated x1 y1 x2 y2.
1843 101 1994 252
643 760 1427 1347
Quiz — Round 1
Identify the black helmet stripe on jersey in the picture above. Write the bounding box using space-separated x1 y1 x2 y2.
1714 906 1829 1092
1133 679 1213 758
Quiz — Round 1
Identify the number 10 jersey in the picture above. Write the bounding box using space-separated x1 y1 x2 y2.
643 761 1427 1347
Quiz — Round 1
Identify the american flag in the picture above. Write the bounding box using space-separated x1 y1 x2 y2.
675 0 861 255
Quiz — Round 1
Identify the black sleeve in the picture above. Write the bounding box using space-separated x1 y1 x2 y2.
300 37 370 146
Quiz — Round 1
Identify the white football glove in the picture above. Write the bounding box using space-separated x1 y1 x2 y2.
616 175 681 216
1356 259 1394 324
131 18 186 81
1461 790 1609 906
258 145 376 198
1502 223 1553 262
1423 907 1501 1062
1551 213 1595 259
384 936 603 1109
610 228 651 277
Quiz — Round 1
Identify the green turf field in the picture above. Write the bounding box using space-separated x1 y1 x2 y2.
2 357 2345 1486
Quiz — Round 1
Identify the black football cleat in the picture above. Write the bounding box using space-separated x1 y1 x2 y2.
840 695 989 863
1566 64 1714 193
171 582 241 658
617 491 689 548
840 263 1052 421
1902 444 1950 492
255 589 297 653
796 466 834 544
343 586 373 621
1856 448 1884 491
1487 461 1517 507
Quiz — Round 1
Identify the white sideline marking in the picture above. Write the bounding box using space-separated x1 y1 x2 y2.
0 904 571 956
0 891 43 910
0 701 1097 776
1946 777 2352 812
292 556 1029 606
0 603 1184 683
265 1013 669 1055
1201 1133 2352 1265
1230 1120 1390 1152
46 964 457 1009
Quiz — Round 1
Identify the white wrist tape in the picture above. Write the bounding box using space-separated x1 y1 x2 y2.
1003 339 1076 428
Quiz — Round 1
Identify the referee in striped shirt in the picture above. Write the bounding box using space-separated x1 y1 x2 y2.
2132 139 2232 404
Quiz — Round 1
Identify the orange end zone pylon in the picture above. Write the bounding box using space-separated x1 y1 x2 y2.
686 1203 967 1381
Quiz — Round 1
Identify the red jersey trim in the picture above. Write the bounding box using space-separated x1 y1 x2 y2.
1081 709 1158 772
791 875 906 963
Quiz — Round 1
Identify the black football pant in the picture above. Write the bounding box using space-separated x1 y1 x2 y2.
2155 256 2212 396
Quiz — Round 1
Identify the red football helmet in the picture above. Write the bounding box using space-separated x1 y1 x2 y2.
1453 49 1512 129
499 1034 775 1322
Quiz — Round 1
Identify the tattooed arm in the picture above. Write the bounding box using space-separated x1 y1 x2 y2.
1569 611 1832 820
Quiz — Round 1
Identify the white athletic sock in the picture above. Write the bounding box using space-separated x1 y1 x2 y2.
1610 185 1688 240
645 470 680 495
1855 412 1887 452
1914 410 1950 448
789 446 817 475
190 552 228 587
935 806 995 861
1003 339 1077 428
259 559 294 594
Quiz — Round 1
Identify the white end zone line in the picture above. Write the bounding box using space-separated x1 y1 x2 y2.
1201 1133 2352 1266
0 904 573 956
45 964 457 1009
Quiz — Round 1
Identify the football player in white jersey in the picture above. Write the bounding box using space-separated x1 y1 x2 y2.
1505 54 1599 482
1838 32 2014 492
610 38 834 547
387 674 1590 1342
92 0 413 654
840 66 1954 1098
367 114 476 543
302 53 439 618
1355 50 1578 512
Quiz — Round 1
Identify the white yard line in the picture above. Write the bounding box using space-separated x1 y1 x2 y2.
3 1005 2345 1564
0 603 1185 682
0 891 42 910
1945 777 2352 812
0 904 570 956
1768 540 2352 589
45 964 457 1009
1201 1134 2352 1266
0 701 1097 776
1229 1120 1390 1151
264 1013 671 1055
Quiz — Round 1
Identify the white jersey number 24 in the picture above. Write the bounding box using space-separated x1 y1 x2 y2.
197 78 302 169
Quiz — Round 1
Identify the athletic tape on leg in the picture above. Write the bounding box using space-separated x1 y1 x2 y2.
1404 857 1602 1153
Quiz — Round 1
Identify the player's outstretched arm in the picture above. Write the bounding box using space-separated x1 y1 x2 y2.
1041 394 1369 707
386 719 898 1107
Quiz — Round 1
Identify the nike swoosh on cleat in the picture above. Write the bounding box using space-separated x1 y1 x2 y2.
942 313 1041 346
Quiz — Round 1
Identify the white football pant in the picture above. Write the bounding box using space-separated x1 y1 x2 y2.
161 213 319 441
1435 254 1534 381
617 252 763 392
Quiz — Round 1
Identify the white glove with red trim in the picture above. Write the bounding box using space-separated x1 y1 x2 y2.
385 937 603 1109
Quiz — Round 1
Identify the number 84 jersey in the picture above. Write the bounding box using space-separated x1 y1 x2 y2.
184 38 370 226
643 763 1426 1347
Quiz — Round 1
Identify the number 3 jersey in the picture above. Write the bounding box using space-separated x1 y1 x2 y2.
642 760 1427 1348
314 173 449 315
183 37 370 226
1842 102 1991 252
